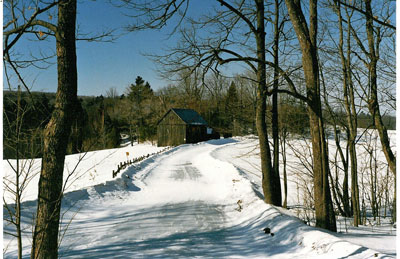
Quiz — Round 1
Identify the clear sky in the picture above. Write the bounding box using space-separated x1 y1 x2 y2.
3 1 396 100
3 1 212 96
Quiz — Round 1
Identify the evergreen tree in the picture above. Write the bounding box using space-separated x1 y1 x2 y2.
127 76 155 143
225 82 240 135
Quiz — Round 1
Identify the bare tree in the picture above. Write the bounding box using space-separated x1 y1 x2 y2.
364 0 396 172
284 0 336 231
31 1 77 257
332 0 361 226
106 87 119 99
344 0 396 175
3 86 39 259
4 0 78 257
346 0 396 221
269 0 288 208
4 0 117 255
357 129 395 224
278 97 309 208
364 0 395 175
252 0 281 206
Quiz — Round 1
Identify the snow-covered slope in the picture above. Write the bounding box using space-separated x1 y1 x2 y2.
3 139 396 258
3 143 165 203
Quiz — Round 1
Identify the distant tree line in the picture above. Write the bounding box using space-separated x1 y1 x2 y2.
3 75 395 160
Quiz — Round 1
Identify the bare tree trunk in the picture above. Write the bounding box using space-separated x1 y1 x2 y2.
334 0 360 225
285 0 336 231
255 0 281 206
16 85 23 259
364 0 396 177
367 147 375 219
349 141 361 224
328 150 346 217
320 54 350 218
271 0 282 206
281 129 288 208
333 125 350 217
31 1 77 258
346 12 362 228
363 0 396 222
393 174 396 222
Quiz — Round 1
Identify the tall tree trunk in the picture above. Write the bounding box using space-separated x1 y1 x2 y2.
271 0 282 206
16 85 23 259
363 0 395 222
345 6 361 227
349 140 361 224
255 0 281 206
393 175 396 223
364 0 396 176
285 0 336 231
331 128 348 217
334 0 360 225
31 1 77 258
281 130 288 208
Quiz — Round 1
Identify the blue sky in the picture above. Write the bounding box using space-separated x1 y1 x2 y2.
74 0 180 96
4 1 211 96
3 1 396 99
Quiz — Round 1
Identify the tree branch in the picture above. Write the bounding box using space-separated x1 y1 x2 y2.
216 0 257 34
3 2 59 54
338 0 395 30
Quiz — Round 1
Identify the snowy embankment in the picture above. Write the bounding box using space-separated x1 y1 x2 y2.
3 138 396 258
3 143 165 203
213 136 397 256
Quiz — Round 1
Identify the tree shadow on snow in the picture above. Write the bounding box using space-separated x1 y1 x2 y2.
57 204 344 259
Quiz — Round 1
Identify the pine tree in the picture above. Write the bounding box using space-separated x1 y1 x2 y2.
225 82 239 135
127 76 155 142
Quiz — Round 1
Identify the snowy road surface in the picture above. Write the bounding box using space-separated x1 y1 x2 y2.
59 140 244 258
3 139 395 258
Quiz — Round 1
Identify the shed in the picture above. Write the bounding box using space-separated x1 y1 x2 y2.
157 108 208 147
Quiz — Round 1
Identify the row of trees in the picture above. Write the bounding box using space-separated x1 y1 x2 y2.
3 0 395 258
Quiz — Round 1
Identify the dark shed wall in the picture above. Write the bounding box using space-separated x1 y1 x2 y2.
186 125 207 144
157 111 186 147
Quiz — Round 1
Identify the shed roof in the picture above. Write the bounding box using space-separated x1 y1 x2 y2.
159 108 208 126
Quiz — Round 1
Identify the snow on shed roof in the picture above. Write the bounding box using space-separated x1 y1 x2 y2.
160 108 208 125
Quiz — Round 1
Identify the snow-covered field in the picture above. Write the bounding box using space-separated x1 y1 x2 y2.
3 136 397 258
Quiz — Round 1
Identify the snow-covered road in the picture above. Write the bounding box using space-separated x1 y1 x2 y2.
4 139 395 258
59 141 238 258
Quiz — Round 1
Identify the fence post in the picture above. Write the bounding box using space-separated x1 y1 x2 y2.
113 149 170 179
